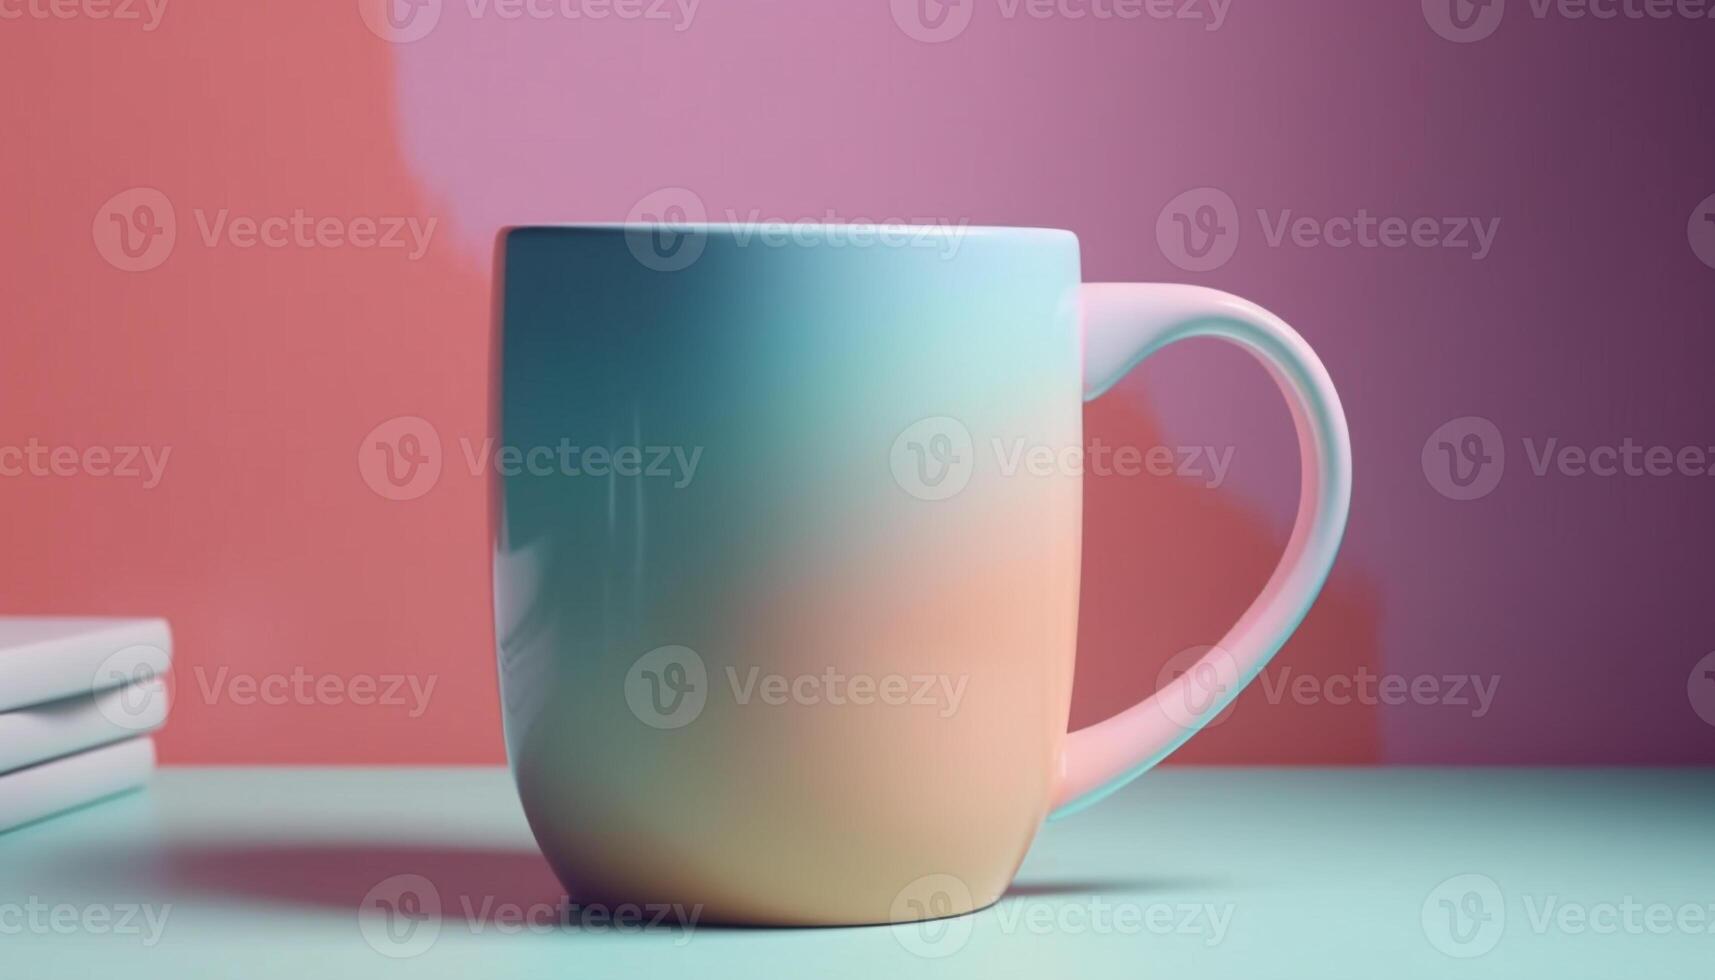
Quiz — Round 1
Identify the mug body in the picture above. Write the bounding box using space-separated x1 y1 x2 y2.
493 224 1083 925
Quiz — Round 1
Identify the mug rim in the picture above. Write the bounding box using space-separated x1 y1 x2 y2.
498 222 1076 241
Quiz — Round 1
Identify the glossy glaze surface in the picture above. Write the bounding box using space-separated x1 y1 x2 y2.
494 226 1084 923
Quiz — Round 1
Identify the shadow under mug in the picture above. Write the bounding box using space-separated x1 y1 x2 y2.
491 223 1350 926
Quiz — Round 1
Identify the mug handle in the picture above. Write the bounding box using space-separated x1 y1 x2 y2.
1049 283 1353 818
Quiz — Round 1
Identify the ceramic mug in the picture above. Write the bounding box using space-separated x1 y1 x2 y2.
491 223 1351 926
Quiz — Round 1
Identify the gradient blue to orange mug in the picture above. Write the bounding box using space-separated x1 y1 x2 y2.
492 222 1351 926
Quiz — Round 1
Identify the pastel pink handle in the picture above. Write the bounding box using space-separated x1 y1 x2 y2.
1050 283 1353 817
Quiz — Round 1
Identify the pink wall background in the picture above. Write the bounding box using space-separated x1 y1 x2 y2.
3 1 1712 764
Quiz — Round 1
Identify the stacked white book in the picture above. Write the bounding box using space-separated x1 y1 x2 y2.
0 618 170 833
